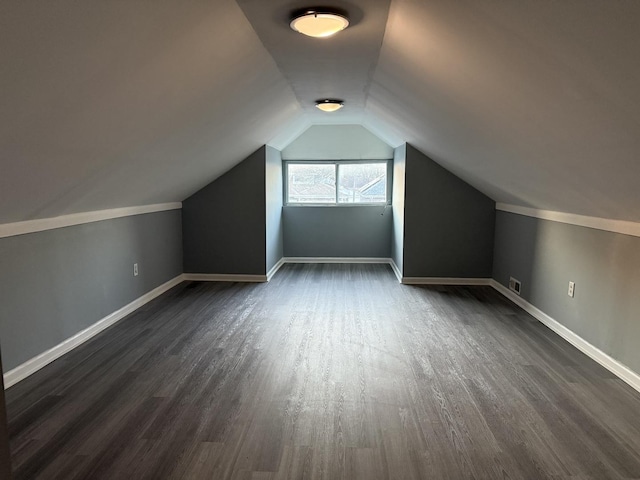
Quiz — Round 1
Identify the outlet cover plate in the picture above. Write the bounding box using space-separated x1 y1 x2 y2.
509 277 521 295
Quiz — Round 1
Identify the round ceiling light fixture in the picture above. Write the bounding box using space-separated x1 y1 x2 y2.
315 99 344 112
290 9 349 38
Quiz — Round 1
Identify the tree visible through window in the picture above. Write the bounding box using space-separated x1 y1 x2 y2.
286 161 388 205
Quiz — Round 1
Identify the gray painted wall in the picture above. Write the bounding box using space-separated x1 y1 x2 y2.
283 206 392 258
0 350 11 478
0 210 183 371
403 144 495 278
265 146 284 272
282 125 394 160
182 147 267 275
391 145 406 274
493 210 640 374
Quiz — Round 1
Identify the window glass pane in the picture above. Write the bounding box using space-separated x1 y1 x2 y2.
337 163 387 203
287 164 336 204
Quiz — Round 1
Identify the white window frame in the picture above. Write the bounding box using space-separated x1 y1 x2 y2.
284 160 393 206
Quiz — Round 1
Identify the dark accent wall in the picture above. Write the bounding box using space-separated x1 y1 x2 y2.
391 145 406 273
0 210 183 372
283 206 392 258
182 147 267 275
403 144 495 278
0 351 11 479
493 210 640 374
265 146 284 272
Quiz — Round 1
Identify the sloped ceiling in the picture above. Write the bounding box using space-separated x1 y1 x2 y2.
0 0 300 223
368 0 640 221
237 0 389 122
2 0 640 224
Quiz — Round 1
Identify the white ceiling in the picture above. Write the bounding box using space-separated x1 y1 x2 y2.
237 0 390 118
2 0 640 223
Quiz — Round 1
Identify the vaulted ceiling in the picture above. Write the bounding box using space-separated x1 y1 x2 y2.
2 0 640 224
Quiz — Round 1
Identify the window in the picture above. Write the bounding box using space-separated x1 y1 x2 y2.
286 163 336 204
285 161 390 205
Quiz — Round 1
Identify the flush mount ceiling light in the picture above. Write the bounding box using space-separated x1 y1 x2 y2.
290 9 349 38
315 99 344 112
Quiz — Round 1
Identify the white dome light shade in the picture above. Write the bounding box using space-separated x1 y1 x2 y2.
290 11 349 38
315 100 344 112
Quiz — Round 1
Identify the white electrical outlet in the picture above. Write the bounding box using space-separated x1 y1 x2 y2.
509 276 521 295
568 281 575 297
133 263 139 276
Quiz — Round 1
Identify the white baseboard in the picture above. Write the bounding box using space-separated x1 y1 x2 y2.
183 258 396 283
267 258 286 281
283 257 393 264
12 269 636 395
184 259 286 284
389 259 402 282
3 274 185 389
402 277 491 286
183 273 267 283
490 279 640 394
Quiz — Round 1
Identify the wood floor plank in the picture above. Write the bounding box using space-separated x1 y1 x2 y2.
5 264 640 479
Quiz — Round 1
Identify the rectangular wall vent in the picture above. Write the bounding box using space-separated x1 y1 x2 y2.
509 277 521 295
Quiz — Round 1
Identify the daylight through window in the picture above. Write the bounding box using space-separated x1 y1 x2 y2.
286 162 389 205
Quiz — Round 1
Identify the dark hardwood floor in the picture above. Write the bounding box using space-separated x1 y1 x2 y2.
6 264 640 479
